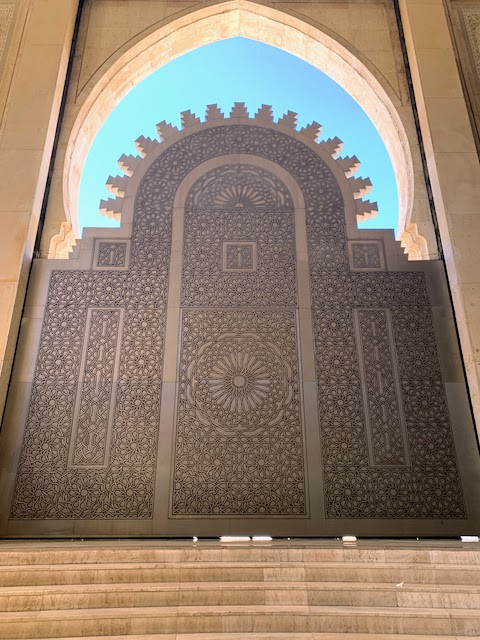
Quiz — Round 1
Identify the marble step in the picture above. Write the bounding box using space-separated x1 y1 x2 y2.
0 546 479 566
7 634 470 640
0 604 479 638
1 561 480 587
1 581 480 611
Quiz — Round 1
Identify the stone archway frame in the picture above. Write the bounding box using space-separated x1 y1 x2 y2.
63 0 414 242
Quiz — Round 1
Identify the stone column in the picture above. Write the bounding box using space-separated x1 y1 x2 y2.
0 0 79 418
399 0 480 434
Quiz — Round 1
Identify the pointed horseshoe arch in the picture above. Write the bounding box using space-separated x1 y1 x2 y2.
63 0 414 238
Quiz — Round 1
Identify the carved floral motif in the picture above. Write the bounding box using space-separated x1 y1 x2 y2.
172 310 305 516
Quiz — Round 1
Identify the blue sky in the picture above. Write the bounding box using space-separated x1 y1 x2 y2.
79 37 398 232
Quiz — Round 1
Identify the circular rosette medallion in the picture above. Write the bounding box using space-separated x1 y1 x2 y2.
191 335 290 435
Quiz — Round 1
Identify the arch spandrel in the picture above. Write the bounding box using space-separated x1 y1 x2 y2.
0 111 479 537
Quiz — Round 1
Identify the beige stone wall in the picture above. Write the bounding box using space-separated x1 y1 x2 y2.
0 0 78 418
447 0 480 149
398 0 480 431
77 0 198 99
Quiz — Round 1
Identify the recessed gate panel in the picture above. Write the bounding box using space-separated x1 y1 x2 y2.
1 118 478 537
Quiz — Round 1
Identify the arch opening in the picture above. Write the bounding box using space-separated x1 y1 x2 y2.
64 0 413 240
78 38 397 235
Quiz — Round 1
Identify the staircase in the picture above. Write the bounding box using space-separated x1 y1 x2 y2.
0 540 479 639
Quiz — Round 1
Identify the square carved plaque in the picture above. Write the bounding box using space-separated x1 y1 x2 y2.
222 241 257 272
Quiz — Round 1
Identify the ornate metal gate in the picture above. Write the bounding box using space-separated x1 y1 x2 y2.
1 106 478 537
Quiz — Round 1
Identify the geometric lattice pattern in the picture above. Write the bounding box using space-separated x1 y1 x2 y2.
10 123 465 521
172 310 305 516
310 271 464 516
68 308 123 467
173 164 303 515
354 308 408 466
182 164 295 307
